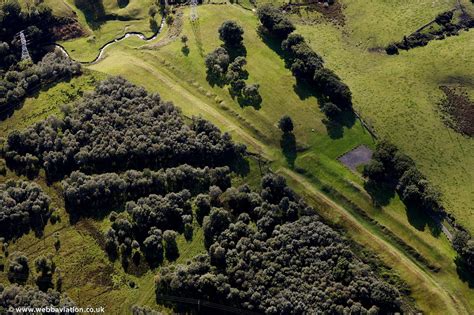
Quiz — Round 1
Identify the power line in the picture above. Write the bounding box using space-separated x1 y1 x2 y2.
156 294 261 315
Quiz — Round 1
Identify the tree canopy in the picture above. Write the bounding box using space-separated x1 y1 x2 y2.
156 174 401 314
0 180 51 241
5 77 245 181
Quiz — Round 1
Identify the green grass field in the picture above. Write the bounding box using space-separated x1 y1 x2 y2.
2 1 474 313
296 1 474 234
85 4 474 313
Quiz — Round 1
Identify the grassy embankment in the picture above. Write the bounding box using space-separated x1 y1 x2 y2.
2 1 474 313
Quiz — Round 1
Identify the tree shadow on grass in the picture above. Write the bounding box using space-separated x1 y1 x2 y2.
364 180 396 207
230 156 250 177
405 203 428 231
74 0 107 31
191 19 204 57
181 45 190 56
117 0 129 8
322 110 357 140
455 256 474 289
293 80 320 101
223 43 247 60
280 132 297 168
403 200 442 237
258 31 285 56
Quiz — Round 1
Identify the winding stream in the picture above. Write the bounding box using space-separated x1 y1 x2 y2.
54 17 166 65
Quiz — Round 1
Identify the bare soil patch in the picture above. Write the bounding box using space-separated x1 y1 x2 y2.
283 0 345 26
52 18 87 41
438 86 474 137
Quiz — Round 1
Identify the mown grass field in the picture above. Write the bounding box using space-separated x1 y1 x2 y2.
86 3 474 313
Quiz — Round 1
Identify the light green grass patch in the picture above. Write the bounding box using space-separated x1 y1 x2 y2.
0 71 104 138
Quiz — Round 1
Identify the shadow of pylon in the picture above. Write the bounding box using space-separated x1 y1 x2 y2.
190 18 204 57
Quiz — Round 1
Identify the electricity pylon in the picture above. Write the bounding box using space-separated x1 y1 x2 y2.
19 31 31 61
190 0 198 21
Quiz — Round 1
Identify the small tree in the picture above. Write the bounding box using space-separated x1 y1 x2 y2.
143 228 164 266
8 253 29 284
229 79 246 98
166 15 174 26
219 20 244 47
35 255 55 291
321 102 341 119
241 83 262 107
163 230 179 261
181 35 189 46
385 44 399 55
205 47 230 85
278 115 294 133
181 35 190 55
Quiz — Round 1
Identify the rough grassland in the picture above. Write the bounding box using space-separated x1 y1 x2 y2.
340 0 461 47
297 2 474 234
0 71 206 314
87 4 474 313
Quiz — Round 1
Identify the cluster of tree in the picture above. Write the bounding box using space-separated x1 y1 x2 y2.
0 180 51 241
453 230 474 274
7 253 30 285
363 141 442 212
0 0 57 69
256 4 295 40
257 5 353 119
386 10 474 54
0 284 75 314
62 165 231 217
105 190 190 267
126 190 191 239
156 174 401 314
205 21 262 108
34 255 56 291
4 77 245 181
7 250 63 292
0 51 82 120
